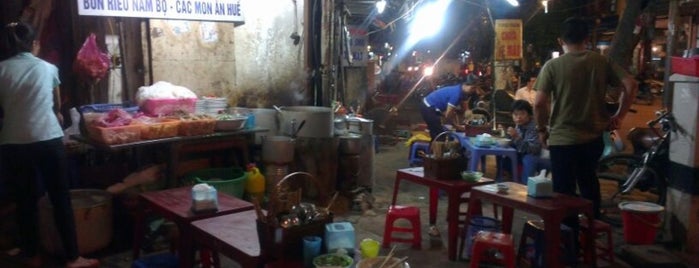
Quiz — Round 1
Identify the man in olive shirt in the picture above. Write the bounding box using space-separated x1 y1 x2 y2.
533 17 637 221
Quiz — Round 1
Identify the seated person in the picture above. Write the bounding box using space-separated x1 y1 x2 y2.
504 100 551 183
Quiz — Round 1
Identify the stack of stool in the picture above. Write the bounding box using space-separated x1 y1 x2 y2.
517 220 577 268
580 218 615 264
408 141 430 166
469 231 515 268
382 205 422 249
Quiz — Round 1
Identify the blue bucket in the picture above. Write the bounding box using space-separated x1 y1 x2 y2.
462 216 501 259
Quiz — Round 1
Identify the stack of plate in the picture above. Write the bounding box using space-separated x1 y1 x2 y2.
200 97 228 116
195 99 207 114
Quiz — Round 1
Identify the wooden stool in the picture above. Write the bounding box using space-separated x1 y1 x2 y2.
517 220 577 268
469 231 515 268
580 219 615 264
382 205 422 249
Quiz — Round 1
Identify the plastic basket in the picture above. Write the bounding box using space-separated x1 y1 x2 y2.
184 167 248 198
79 103 139 114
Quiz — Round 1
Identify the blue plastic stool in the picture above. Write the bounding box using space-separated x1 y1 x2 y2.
517 220 578 268
408 141 430 166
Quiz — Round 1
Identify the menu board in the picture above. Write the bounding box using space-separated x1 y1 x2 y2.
494 19 522 60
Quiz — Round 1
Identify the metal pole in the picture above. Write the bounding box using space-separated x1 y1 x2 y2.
663 0 679 110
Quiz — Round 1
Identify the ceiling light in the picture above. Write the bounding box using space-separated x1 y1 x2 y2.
506 0 519 6
542 0 548 13
376 0 387 14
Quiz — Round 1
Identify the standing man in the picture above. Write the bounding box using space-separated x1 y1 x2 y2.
514 71 538 106
420 74 481 140
533 17 637 221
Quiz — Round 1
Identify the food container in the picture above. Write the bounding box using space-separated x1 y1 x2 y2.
312 253 353 268
177 118 216 136
138 118 180 140
87 124 142 145
214 116 248 131
461 171 483 182
140 98 197 116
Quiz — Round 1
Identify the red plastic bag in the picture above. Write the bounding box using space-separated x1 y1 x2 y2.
73 33 110 82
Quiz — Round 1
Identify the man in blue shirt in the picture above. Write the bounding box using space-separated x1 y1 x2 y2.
420 74 481 140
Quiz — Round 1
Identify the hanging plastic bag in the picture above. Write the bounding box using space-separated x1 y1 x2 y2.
73 33 110 83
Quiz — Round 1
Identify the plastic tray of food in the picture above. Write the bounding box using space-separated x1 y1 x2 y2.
87 124 142 145
177 115 216 136
136 118 181 140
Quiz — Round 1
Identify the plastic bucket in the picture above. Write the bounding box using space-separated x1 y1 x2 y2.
463 216 501 258
619 201 664 244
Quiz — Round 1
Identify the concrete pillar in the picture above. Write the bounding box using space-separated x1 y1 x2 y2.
667 74 699 254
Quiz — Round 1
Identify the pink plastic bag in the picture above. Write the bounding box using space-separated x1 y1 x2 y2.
73 33 110 82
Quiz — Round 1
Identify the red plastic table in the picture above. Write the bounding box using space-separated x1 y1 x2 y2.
190 210 262 268
465 182 597 268
133 186 253 268
392 167 494 260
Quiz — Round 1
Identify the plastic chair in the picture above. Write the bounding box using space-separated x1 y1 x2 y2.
517 220 577 268
580 218 615 264
382 205 422 249
408 141 430 166
469 231 515 268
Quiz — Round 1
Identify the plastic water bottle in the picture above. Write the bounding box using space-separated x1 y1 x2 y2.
245 163 266 202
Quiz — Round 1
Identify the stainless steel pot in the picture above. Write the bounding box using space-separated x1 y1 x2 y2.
346 117 373 135
339 134 362 155
262 135 295 164
278 106 333 138
250 108 279 144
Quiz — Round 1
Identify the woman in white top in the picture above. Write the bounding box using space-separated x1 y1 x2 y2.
0 22 99 268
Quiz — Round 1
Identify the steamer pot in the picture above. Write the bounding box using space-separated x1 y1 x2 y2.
278 106 333 138
262 135 295 164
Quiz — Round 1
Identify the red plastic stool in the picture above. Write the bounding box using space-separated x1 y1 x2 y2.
382 205 422 249
469 231 515 268
580 219 615 264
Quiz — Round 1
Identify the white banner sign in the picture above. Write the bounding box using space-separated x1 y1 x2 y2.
346 26 368 66
77 0 244 23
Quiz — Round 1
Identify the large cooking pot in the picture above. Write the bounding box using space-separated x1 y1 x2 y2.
262 135 295 164
339 134 362 155
40 189 112 255
278 106 333 138
250 108 279 144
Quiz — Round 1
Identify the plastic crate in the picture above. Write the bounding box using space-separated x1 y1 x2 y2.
140 98 197 116
671 56 699 77
79 103 139 114
184 167 248 198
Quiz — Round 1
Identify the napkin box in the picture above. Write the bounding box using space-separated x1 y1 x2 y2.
325 222 355 255
527 177 553 198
